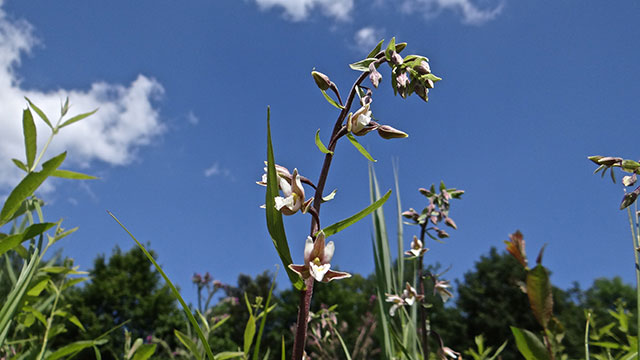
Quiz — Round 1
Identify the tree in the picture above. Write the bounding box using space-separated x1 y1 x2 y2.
55 245 185 359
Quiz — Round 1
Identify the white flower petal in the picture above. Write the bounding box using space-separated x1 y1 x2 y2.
310 263 330 282
323 241 335 263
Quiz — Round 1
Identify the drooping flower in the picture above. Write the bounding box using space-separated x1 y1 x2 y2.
385 282 424 316
385 293 405 316
438 346 460 359
347 104 377 136
257 164 313 216
405 235 428 258
434 279 453 303
289 231 351 283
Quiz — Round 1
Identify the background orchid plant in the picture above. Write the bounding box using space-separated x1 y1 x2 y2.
260 37 442 359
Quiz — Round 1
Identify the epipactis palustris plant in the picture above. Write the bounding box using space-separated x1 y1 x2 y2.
259 38 442 359
396 182 463 359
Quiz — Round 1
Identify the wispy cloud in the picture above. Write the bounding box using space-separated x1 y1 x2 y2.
186 111 199 125
353 27 384 53
204 162 233 179
0 3 165 192
402 0 504 25
254 0 354 21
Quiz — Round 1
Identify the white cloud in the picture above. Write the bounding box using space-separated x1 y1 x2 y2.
204 162 232 179
186 111 199 125
354 27 384 53
0 3 165 192
254 0 354 21
402 0 504 25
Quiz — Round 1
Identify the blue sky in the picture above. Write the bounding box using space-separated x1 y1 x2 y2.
1 0 639 305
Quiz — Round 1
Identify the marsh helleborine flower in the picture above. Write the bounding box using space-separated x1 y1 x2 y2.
405 235 428 257
347 104 376 136
257 163 313 216
289 231 351 283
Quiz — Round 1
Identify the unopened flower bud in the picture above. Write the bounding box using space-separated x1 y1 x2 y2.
437 229 450 239
360 89 373 106
402 208 419 219
312 71 333 91
414 60 431 75
369 62 382 88
414 83 429 102
597 157 622 166
620 188 640 210
390 51 403 66
424 78 435 89
192 273 202 284
444 217 457 229
378 124 408 139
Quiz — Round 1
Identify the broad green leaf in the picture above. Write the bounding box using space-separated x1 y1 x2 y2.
321 190 391 237
315 129 333 154
526 264 553 329
214 352 245 360
27 278 49 297
385 37 396 61
59 108 98 129
349 58 378 72
346 133 376 162
22 108 37 170
52 169 98 180
67 314 86 331
47 339 107 360
510 327 550 360
321 89 344 109
0 152 66 226
622 159 640 172
175 329 203 360
109 212 216 360
367 39 384 58
0 222 56 257
25 97 52 129
12 158 28 172
5 198 44 224
48 226 79 247
23 306 47 326
0 248 40 347
243 315 256 356
62 277 88 291
264 107 304 291
132 344 157 360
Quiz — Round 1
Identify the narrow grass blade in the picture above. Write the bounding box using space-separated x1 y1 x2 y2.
265 107 304 291
52 169 98 180
392 161 404 290
25 97 52 129
321 90 344 109
59 108 98 129
108 212 216 360
252 268 278 360
175 329 203 360
321 190 391 237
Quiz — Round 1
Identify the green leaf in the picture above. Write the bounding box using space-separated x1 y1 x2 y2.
367 39 384 58
214 352 245 360
349 58 378 72
252 269 278 360
47 339 107 360
25 97 52 129
175 329 203 360
314 129 333 154
132 344 157 360
526 264 553 329
510 327 550 360
22 108 37 170
321 190 391 237
243 314 256 356
346 133 376 162
321 89 344 109
0 222 56 257
52 169 98 180
27 278 49 297
59 108 98 129
12 158 28 172
385 37 396 61
109 212 216 360
621 159 640 172
264 107 305 291
422 73 442 82
0 152 66 226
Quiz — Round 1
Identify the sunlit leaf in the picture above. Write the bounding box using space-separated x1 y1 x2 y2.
25 97 52 129
12 159 28 172
346 133 376 162
214 352 245 360
47 339 108 360
367 39 384 58
22 108 37 170
385 37 396 61
132 344 157 360
321 190 391 237
0 152 66 226
52 169 98 180
0 222 56 257
510 327 550 360
321 90 344 109
59 108 98 129
526 264 553 329
264 107 305 291
349 58 378 72
314 129 333 154
243 314 256 356
174 330 202 360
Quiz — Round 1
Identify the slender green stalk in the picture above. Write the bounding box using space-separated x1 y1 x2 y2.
36 278 64 360
628 207 640 360
585 312 591 360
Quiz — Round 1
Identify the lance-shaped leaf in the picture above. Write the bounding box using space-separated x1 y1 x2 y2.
175 329 202 360
25 97 52 129
526 264 553 329
510 327 550 360
22 108 37 170
321 90 344 109
315 129 333 154
264 108 305 291
59 108 98 129
385 37 396 61
47 339 108 360
0 152 66 226
349 58 378 72
321 190 391 237
346 133 376 162
52 169 98 180
0 222 56 257
12 159 28 172
367 39 384 58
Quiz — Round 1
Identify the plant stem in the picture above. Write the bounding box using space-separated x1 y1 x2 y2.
36 278 63 360
627 207 640 360
418 224 429 360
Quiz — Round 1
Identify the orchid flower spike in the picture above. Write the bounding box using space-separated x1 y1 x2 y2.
289 231 351 283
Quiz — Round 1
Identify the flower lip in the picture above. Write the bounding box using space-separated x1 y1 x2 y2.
288 231 351 283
